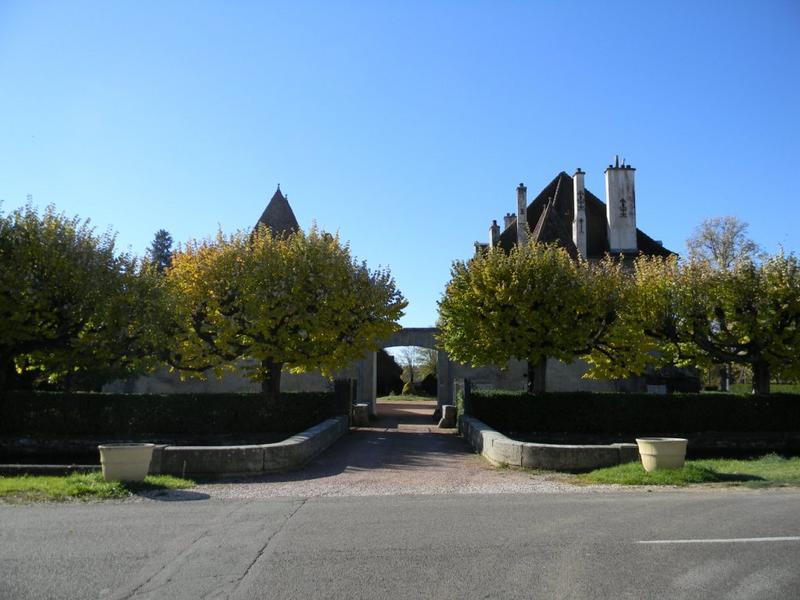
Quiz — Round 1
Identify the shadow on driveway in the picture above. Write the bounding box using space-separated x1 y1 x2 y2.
213 400 477 484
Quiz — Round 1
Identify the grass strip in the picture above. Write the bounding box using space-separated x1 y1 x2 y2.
377 395 436 402
578 454 800 487
0 471 195 503
726 383 800 394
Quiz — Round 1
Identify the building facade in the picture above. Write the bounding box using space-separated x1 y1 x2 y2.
472 159 698 394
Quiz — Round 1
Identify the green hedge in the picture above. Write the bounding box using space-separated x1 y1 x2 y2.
0 391 349 436
468 390 800 434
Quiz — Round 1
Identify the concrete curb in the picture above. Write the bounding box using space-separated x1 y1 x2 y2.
152 415 349 479
459 416 638 472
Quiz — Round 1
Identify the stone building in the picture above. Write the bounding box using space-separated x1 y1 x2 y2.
468 159 697 394
479 156 673 260
256 184 299 236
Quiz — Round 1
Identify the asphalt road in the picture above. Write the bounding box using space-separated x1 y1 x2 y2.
2 490 799 599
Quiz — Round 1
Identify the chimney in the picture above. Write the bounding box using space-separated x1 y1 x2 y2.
572 168 587 258
605 156 638 253
516 183 528 246
489 220 500 247
503 212 515 230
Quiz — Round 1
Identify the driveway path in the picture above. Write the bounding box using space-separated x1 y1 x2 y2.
195 399 584 498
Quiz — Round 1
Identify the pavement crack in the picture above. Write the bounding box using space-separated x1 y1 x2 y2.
232 497 309 592
113 501 254 600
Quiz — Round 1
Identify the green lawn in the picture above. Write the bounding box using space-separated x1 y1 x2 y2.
578 454 800 487
726 383 800 394
0 471 195 504
377 395 436 402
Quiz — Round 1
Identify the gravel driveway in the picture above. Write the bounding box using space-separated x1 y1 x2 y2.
194 400 595 499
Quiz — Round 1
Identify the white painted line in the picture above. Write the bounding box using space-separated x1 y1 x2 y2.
638 536 800 545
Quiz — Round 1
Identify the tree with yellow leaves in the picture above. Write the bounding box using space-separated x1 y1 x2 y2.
0 203 171 391
438 243 622 392
167 225 406 398
584 252 800 394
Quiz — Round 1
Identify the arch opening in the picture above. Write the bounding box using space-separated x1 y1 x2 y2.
356 328 452 417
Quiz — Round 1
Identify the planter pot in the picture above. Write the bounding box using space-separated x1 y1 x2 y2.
98 444 155 482
635 437 688 472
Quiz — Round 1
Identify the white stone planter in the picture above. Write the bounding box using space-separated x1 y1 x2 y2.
635 437 688 472
98 443 155 482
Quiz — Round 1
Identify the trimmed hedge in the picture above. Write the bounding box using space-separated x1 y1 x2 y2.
0 391 349 436
469 390 800 434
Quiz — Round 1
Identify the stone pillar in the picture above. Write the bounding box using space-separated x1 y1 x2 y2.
572 168 587 258
516 183 528 246
436 350 451 408
605 156 638 253
357 351 377 417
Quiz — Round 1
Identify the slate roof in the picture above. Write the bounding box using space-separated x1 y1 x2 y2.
496 172 673 258
255 186 300 236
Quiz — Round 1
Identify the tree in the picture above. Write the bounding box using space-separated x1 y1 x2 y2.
147 229 173 273
392 346 437 395
585 253 800 394
0 204 168 390
396 347 419 387
376 349 403 396
416 347 438 379
166 225 406 398
438 243 622 392
685 216 763 390
686 216 761 271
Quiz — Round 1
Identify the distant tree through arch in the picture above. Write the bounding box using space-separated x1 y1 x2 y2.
356 328 451 416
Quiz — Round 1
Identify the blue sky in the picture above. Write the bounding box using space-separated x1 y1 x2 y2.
1 1 798 327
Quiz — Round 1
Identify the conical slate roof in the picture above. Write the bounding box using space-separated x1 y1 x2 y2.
255 185 300 236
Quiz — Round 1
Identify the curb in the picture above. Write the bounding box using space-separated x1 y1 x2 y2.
459 415 638 472
151 416 349 479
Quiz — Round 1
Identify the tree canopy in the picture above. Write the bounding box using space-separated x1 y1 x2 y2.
584 252 800 394
686 216 761 271
167 225 407 396
0 204 167 390
147 229 174 273
438 243 621 392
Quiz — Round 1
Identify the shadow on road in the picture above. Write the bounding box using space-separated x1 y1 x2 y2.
137 489 212 502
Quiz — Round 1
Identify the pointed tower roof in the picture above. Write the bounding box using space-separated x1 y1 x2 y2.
255 185 300 236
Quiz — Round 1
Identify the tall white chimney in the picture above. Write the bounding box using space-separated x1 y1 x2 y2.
572 168 587 258
489 219 500 247
516 183 528 246
605 156 637 253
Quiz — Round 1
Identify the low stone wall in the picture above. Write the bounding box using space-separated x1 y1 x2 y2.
459 416 638 472
151 416 348 479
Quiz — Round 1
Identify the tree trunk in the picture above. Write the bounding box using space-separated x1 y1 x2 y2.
751 361 770 395
719 364 730 392
527 360 547 394
261 359 283 399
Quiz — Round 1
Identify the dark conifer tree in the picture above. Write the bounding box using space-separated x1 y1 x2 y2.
147 229 173 272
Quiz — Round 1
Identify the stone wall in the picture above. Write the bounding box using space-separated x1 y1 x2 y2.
451 357 644 394
459 415 638 472
103 363 357 395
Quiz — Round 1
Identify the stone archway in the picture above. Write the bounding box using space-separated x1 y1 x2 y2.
356 328 451 417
